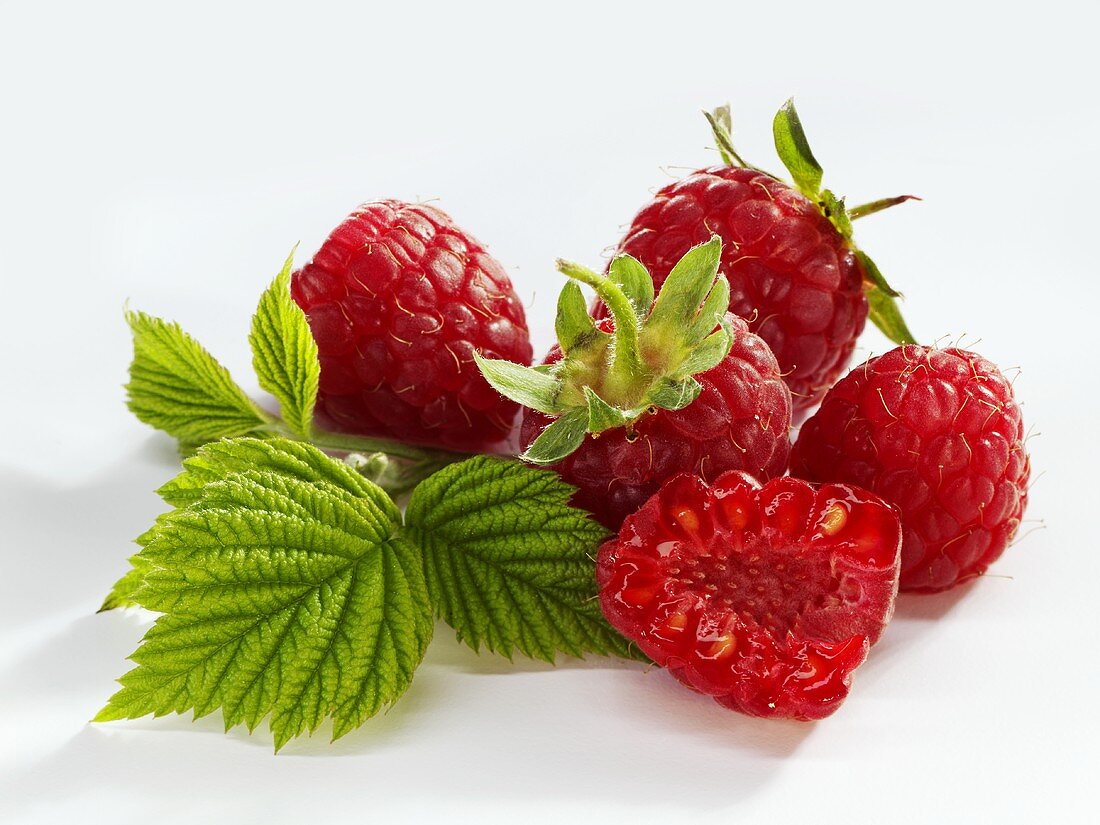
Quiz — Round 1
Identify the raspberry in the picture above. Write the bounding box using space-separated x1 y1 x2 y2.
598 471 901 719
291 200 533 452
600 101 915 413
608 166 866 411
791 345 1031 592
477 238 792 530
520 314 791 528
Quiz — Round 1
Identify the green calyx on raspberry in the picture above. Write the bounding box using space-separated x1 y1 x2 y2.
475 237 733 464
706 99 918 345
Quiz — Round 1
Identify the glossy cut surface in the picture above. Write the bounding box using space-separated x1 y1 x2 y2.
598 471 901 720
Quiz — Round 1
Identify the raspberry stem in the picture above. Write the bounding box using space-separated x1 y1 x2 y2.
343 449 463 496
259 424 471 493
307 429 468 464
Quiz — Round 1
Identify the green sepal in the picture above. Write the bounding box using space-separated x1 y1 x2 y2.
522 408 588 465
487 239 736 467
647 376 703 411
849 195 920 220
819 189 853 239
647 236 722 333
855 251 912 342
557 259 645 380
555 281 604 356
705 105 735 166
473 352 562 415
772 98 823 198
704 104 751 168
583 387 629 433
865 281 916 344
608 254 655 321
699 98 916 350
712 103 732 133
676 319 734 377
856 250 902 298
687 276 731 344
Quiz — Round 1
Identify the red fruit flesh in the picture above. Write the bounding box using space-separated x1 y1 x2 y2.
291 200 533 452
603 166 867 413
521 315 792 529
791 345 1030 592
598 471 901 720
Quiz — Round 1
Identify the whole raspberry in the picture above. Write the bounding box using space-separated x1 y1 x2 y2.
791 345 1031 592
478 237 792 530
291 200 533 452
520 314 790 528
598 471 901 720
600 100 916 413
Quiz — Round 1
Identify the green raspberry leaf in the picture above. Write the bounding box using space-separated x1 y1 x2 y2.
125 310 273 444
249 247 319 439
99 556 151 612
159 434 376 508
95 438 433 751
99 438 390 610
772 98 824 198
404 456 635 662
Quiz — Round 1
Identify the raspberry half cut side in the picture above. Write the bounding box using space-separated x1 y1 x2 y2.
597 471 901 720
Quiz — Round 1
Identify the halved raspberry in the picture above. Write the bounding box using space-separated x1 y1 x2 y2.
598 471 901 720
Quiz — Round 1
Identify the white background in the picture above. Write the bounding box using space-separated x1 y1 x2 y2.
2 1 1097 822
